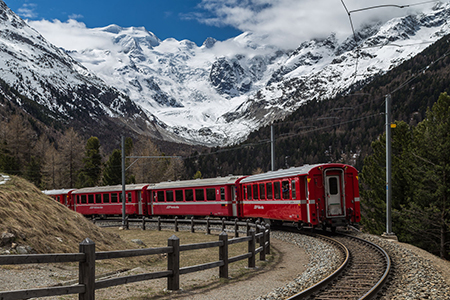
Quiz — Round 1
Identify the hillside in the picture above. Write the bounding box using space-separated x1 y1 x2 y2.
0 175 128 253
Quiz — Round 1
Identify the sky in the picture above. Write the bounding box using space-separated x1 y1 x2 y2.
4 0 440 49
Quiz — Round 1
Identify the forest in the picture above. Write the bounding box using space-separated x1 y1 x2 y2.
361 92 450 260
0 117 185 189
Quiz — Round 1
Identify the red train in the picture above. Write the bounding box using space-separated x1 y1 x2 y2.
43 163 360 230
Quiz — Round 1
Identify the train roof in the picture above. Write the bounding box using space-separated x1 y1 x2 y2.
152 176 244 190
71 183 152 194
42 189 76 195
240 163 348 184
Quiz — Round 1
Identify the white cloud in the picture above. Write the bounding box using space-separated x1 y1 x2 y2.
68 14 84 20
17 3 38 19
197 0 438 48
27 19 116 51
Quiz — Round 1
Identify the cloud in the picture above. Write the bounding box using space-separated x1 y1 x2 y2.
27 19 116 51
68 14 84 20
17 3 38 19
197 0 437 49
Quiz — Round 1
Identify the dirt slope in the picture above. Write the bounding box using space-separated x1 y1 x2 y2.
0 176 129 253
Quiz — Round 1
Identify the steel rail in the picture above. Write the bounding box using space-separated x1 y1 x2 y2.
285 231 391 300
285 233 349 300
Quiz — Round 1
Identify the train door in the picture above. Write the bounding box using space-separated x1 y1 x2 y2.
324 170 345 218
138 191 143 215
231 186 237 217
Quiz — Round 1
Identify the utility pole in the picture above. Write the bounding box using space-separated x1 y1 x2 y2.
271 124 275 171
121 136 126 228
383 94 397 240
120 143 182 227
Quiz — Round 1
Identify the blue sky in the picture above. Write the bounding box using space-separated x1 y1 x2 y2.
4 0 438 48
4 0 242 45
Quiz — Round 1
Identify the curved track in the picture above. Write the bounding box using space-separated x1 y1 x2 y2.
287 231 391 300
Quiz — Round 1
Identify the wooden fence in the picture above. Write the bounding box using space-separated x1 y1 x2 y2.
0 219 270 300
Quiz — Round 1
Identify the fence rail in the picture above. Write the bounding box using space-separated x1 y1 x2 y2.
0 219 270 300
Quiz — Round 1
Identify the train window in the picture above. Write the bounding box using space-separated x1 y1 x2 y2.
274 182 281 199
329 178 339 195
266 183 273 199
252 184 258 200
95 194 102 204
185 189 194 201
206 188 216 201
104 194 110 203
259 184 265 200
157 191 165 202
292 180 297 199
88 194 94 204
81 195 87 204
176 190 183 202
128 192 132 202
246 185 252 200
282 180 290 199
166 190 174 202
195 189 205 201
111 193 118 203
220 187 225 200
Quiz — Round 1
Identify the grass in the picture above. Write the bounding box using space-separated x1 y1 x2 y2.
0 176 129 254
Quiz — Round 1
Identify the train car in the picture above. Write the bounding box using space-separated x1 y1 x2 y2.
239 163 360 230
149 176 246 218
43 189 76 210
71 184 151 217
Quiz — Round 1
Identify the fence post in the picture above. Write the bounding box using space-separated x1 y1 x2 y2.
234 218 239 238
191 217 195 233
265 223 271 255
255 220 260 243
259 225 266 261
219 231 229 278
222 218 226 232
79 238 95 300
167 235 180 291
206 217 211 235
142 217 146 230
158 216 161 231
246 219 250 235
248 229 256 268
174 216 178 232
125 216 129 230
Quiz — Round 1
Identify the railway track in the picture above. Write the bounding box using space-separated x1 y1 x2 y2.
287 231 391 300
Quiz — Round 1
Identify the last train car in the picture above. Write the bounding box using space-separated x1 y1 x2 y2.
149 176 245 218
42 189 76 210
239 163 360 230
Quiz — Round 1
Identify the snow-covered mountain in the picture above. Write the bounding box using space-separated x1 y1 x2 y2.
0 0 180 144
2 0 450 147
58 2 450 146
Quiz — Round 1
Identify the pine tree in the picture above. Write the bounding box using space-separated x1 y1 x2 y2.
406 92 450 259
102 149 122 186
77 137 102 187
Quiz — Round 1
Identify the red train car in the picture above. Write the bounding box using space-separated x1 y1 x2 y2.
71 184 151 217
150 176 245 218
239 163 360 230
42 189 76 210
